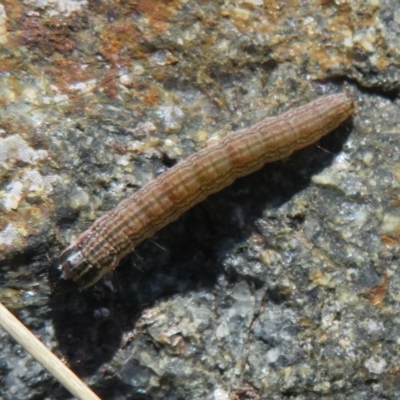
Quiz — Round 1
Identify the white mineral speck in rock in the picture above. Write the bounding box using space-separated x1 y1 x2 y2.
157 105 185 132
216 320 229 339
313 381 331 394
231 280 251 302
353 29 376 53
0 4 8 44
43 175 60 194
395 8 400 24
231 7 250 20
3 181 23 211
136 121 157 136
266 347 280 363
365 356 387 374
351 206 369 230
239 0 263 5
363 152 373 166
21 86 41 104
68 79 97 94
116 155 130 166
259 249 282 266
367 319 384 333
43 90 69 105
163 138 182 158
119 73 133 87
229 280 255 317
24 0 89 17
127 140 145 153
189 305 212 329
22 170 45 192
68 186 90 210
381 213 400 235
312 153 352 187
213 388 229 400
0 224 20 246
343 35 353 48
150 49 174 66
0 135 48 168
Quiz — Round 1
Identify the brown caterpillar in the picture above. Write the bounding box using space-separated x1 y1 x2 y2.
50 93 354 290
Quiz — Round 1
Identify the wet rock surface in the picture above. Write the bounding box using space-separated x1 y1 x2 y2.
1 1 400 399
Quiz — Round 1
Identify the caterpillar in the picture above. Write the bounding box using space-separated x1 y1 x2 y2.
50 93 354 290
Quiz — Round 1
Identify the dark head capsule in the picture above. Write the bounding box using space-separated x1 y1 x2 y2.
49 247 88 293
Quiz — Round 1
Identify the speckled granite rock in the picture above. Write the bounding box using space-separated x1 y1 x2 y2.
1 1 400 399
